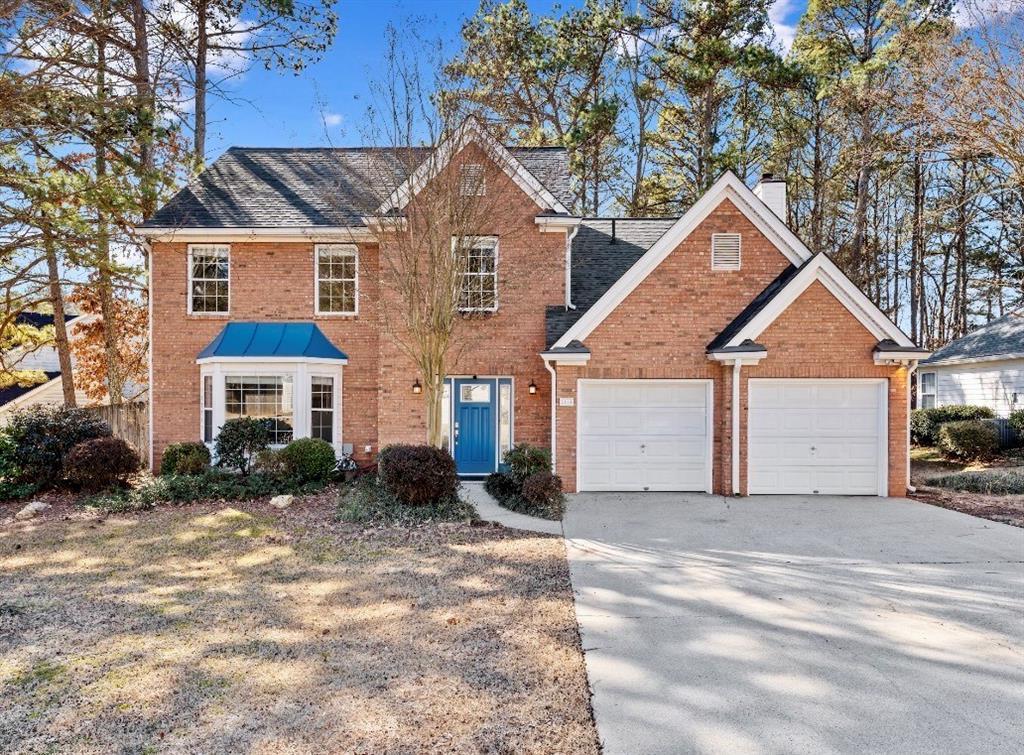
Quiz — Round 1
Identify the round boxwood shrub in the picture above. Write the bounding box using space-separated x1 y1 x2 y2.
503 443 552 484
521 471 565 519
214 418 270 475
279 438 336 482
160 442 211 476
377 444 457 506
5 405 111 487
937 419 1000 461
911 405 995 445
64 436 141 492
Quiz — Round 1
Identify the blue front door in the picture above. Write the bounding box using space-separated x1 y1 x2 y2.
454 378 497 475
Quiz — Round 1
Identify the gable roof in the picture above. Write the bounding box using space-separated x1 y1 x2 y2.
551 171 815 349
0 371 61 408
142 144 572 229
922 313 1024 365
706 262 803 351
197 322 348 362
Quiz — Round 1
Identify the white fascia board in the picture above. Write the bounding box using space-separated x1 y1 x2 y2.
375 119 569 216
725 254 917 348
551 171 812 349
922 352 1024 367
536 215 582 232
707 351 766 364
539 351 590 365
874 354 929 365
137 226 378 243
196 356 349 366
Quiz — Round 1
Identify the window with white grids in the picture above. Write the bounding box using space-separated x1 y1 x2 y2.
711 233 741 271
188 244 230 313
224 375 294 445
316 244 358 314
456 237 498 312
460 163 486 196
310 376 334 443
919 372 936 409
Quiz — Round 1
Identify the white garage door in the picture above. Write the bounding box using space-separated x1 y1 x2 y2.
748 380 886 496
577 380 711 492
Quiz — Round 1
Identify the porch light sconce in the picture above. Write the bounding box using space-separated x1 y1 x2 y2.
412 378 422 395
528 379 538 395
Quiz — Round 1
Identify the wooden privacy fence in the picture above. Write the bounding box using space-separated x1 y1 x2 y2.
991 418 1019 449
83 402 149 462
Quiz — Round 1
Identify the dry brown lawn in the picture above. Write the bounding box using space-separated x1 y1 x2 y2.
0 494 599 754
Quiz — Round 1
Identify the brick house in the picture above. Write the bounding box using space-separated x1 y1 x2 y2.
139 123 929 496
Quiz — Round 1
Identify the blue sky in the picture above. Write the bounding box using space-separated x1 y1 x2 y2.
205 0 808 157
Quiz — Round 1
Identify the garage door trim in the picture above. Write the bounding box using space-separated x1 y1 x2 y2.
747 378 888 496
576 378 714 493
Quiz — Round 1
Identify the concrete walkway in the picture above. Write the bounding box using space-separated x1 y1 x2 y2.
461 482 563 535
563 493 1024 755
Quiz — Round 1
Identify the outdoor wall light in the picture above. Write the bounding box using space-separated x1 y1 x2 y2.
412 378 422 395
528 379 538 395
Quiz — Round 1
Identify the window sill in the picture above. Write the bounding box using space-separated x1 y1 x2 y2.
187 311 231 318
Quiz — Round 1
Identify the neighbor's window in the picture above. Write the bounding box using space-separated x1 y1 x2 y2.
317 244 358 314
460 163 486 196
224 375 294 445
920 372 936 409
456 237 498 312
711 233 741 271
310 376 334 443
202 375 213 443
188 244 229 313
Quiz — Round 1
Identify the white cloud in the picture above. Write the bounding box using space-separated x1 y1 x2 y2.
769 0 800 54
953 0 1021 28
323 112 343 127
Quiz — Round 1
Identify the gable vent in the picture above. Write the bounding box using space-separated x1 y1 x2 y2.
712 233 741 270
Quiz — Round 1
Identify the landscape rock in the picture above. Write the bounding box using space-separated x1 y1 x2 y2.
269 494 294 510
15 501 50 520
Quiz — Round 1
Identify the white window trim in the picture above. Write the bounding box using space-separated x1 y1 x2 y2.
187 243 230 316
454 236 499 313
919 371 937 409
199 360 343 454
711 232 742 271
309 372 340 444
314 243 359 316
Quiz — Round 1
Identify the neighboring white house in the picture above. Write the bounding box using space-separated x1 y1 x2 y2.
918 312 1023 417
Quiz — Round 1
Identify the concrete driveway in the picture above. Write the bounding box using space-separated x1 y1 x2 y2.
563 494 1024 755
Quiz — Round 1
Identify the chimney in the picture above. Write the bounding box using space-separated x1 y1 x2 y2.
754 173 787 222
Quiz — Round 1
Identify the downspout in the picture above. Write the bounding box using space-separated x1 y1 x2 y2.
906 359 919 494
543 357 557 468
732 360 741 495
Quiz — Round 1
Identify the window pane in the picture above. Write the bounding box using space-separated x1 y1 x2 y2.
921 373 936 392
499 382 512 459
460 384 490 403
224 375 294 444
441 382 451 451
922 395 936 409
189 246 229 313
317 245 357 313
311 376 334 443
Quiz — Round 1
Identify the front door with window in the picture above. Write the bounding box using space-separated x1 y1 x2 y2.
453 379 497 475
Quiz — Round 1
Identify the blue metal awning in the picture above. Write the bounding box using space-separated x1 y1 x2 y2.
197 322 348 362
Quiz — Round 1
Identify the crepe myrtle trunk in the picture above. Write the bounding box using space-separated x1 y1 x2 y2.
424 372 446 449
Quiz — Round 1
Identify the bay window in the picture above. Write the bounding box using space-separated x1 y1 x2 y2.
224 375 295 445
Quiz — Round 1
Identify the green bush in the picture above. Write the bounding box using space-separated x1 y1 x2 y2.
0 434 36 500
911 405 996 445
279 438 336 482
937 420 1000 461
520 471 565 519
5 405 111 487
503 443 552 484
377 444 458 506
337 475 475 524
160 442 211 476
929 469 1024 495
253 448 286 475
1009 409 1024 437
64 437 141 492
214 418 270 475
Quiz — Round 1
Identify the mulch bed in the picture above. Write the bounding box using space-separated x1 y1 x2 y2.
910 485 1024 528
0 492 599 754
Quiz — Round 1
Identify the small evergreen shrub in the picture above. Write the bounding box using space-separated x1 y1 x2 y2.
911 405 995 445
253 448 286 475
64 437 141 492
937 420 1000 461
279 438 336 482
0 434 36 500
1009 409 1024 438
503 443 552 483
484 471 517 502
377 444 458 506
214 418 270 475
160 442 211 476
337 474 475 524
5 405 111 486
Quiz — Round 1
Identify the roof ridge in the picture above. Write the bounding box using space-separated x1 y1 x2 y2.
224 145 567 153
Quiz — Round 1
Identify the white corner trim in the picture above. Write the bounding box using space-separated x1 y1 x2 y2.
725 254 916 348
552 171 812 349
374 119 569 216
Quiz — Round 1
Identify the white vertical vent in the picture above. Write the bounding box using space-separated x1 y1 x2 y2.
460 163 486 196
712 233 741 270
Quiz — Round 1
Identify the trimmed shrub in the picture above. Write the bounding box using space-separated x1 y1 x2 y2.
214 418 270 475
484 471 517 502
930 469 1024 496
5 406 111 486
337 474 476 524
0 434 36 500
937 420 1000 461
911 405 995 445
377 444 458 506
503 443 552 484
253 448 286 475
1009 409 1024 437
160 442 211 476
64 437 141 492
279 438 336 482
520 471 565 519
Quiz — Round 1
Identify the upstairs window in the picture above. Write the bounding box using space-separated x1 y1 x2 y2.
920 372 936 409
316 244 358 315
711 233 741 271
460 163 486 196
188 244 229 313
456 237 498 312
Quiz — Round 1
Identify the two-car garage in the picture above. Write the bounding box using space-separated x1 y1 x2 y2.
575 378 888 496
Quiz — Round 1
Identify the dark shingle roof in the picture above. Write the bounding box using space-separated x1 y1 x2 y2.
545 218 677 346
705 260 806 351
922 313 1024 364
0 371 60 407
143 146 573 228
14 312 76 329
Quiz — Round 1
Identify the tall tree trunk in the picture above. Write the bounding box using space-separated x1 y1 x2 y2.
130 0 156 222
42 221 75 406
193 0 208 174
910 147 923 342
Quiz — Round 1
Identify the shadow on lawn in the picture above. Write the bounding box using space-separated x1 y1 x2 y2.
0 505 599 754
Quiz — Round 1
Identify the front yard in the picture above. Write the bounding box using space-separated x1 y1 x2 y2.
910 446 1024 527
0 493 599 754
